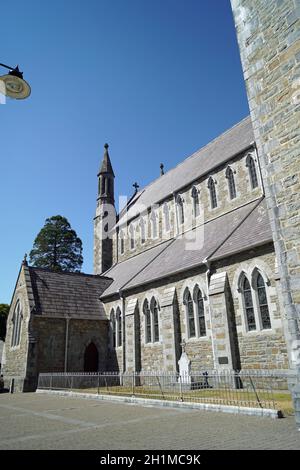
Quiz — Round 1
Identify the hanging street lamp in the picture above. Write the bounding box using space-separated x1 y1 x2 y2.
0 63 31 100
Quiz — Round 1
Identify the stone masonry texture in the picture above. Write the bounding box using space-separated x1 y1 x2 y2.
230 0 300 361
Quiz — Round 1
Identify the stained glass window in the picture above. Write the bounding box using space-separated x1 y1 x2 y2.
196 289 206 337
242 277 256 331
256 273 271 329
246 155 258 189
208 177 217 209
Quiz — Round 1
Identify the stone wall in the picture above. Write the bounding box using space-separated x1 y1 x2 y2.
67 319 108 372
231 0 300 367
34 317 65 373
3 266 31 391
34 317 108 373
103 243 288 373
214 243 289 370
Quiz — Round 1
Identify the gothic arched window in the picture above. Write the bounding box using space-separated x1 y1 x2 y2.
194 287 206 337
176 195 184 225
116 307 122 347
241 275 256 331
163 203 170 232
256 273 271 329
110 309 116 348
191 186 200 217
226 166 237 200
184 289 195 338
246 155 258 189
150 211 158 239
120 231 125 254
143 299 151 344
129 224 135 250
151 297 159 343
11 301 22 347
140 217 146 244
208 177 217 209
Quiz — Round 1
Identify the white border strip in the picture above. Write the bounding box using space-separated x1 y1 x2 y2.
36 389 281 419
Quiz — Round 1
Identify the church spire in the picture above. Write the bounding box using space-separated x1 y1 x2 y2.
97 143 115 204
94 143 116 274
98 143 115 177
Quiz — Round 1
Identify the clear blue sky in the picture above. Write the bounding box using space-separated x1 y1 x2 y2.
0 0 249 304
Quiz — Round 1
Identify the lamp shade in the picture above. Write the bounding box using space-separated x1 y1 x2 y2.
0 73 31 99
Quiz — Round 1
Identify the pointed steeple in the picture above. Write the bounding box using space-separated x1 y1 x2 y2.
98 143 115 177
94 143 116 275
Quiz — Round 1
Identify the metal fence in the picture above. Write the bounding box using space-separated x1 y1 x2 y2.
38 369 294 411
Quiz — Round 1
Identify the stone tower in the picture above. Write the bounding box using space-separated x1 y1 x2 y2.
230 0 300 426
94 143 116 274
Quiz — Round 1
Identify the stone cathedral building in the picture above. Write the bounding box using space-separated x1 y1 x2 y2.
3 0 300 396
3 116 291 391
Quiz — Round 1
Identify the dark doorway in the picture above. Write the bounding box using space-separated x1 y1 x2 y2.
84 342 99 372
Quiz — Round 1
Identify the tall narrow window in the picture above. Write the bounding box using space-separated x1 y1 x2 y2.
116 308 122 346
120 231 125 254
110 309 116 348
150 211 158 239
11 301 22 347
163 203 170 232
140 217 146 244
191 186 200 218
129 224 135 250
151 298 159 343
246 155 258 189
242 276 256 331
176 195 184 225
226 166 236 200
208 177 217 209
256 273 271 329
195 288 206 337
184 289 195 338
143 300 151 343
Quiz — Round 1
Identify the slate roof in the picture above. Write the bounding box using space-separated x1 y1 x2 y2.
209 198 272 261
101 240 173 298
101 198 273 298
29 268 112 319
117 116 254 227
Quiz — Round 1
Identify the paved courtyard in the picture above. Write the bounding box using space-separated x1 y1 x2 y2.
0 392 299 450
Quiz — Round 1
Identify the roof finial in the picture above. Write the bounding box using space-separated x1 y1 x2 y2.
23 253 28 266
104 143 109 150
133 182 139 193
160 163 164 176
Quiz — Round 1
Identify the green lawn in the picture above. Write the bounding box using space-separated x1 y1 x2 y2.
66 386 294 416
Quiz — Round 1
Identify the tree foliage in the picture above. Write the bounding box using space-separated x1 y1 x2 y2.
29 215 83 272
0 304 9 341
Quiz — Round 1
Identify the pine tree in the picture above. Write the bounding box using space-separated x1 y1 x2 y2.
29 215 83 272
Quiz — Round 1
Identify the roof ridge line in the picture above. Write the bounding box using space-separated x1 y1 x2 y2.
29 266 112 280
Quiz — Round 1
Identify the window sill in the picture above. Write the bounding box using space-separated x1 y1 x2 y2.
186 336 209 343
144 341 161 347
242 327 274 336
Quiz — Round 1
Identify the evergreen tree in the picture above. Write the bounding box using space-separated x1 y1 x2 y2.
29 215 83 272
0 304 9 341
